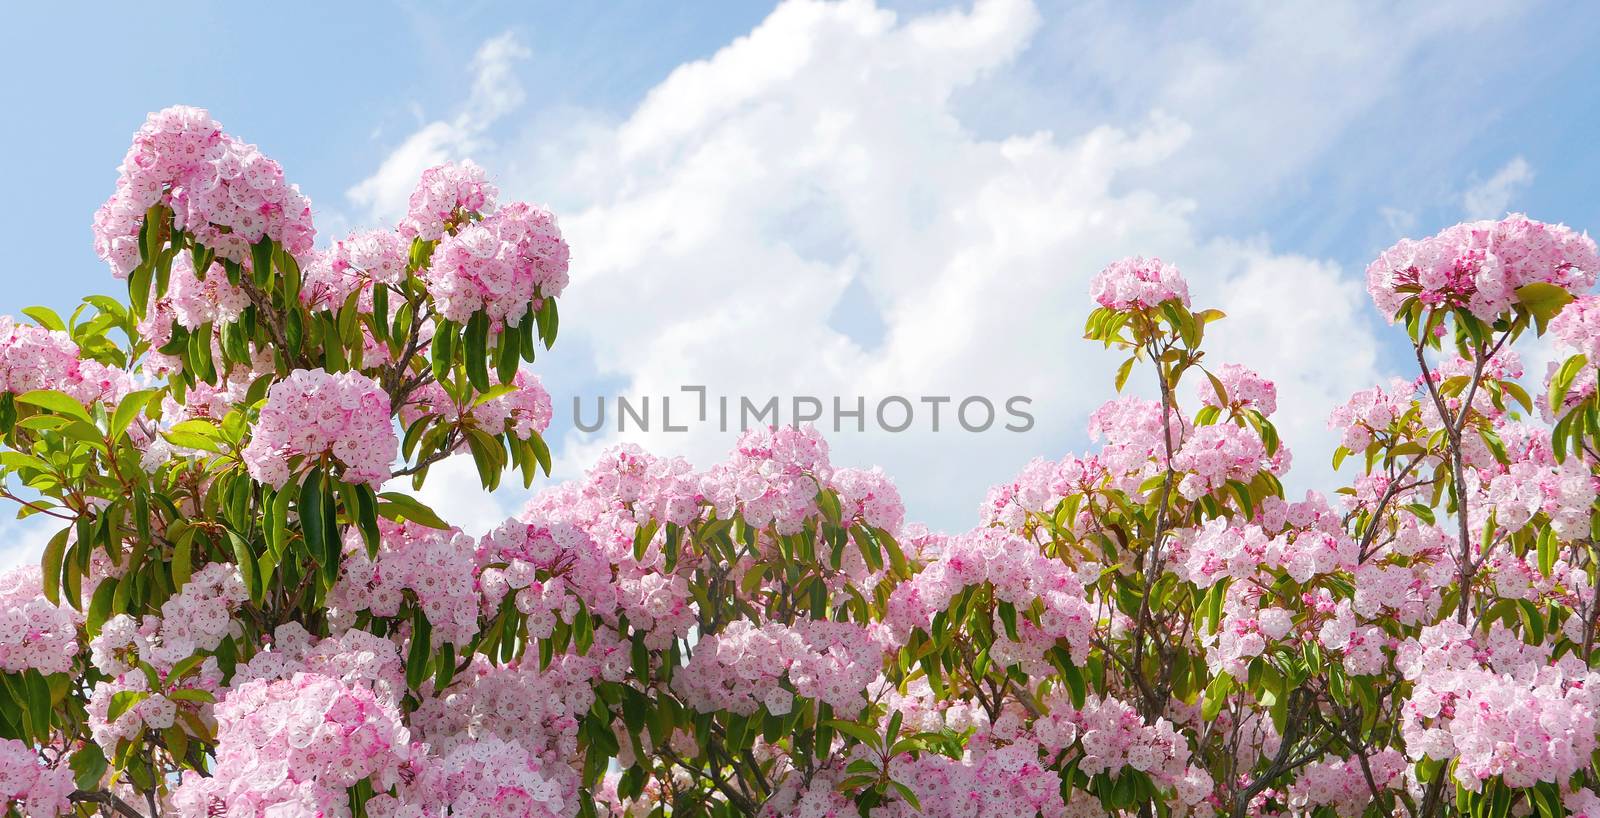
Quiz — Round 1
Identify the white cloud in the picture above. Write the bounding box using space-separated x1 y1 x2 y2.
353 0 1410 529
1462 156 1534 220
0 514 55 576
347 32 532 226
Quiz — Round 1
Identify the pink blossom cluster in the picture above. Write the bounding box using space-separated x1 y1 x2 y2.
1204 588 1296 676
0 566 78 675
166 252 249 329
673 620 882 718
1171 422 1276 500
401 369 553 441
369 733 574 818
1568 789 1600 817
1035 692 1209 803
874 736 1069 818
161 351 274 424
1551 293 1600 360
579 443 702 528
411 654 605 766
1366 214 1599 322
235 624 405 703
85 648 229 756
1486 454 1598 540
830 466 907 531
89 563 247 676
886 528 1096 666
93 105 315 278
242 368 396 488
477 517 613 638
1198 363 1277 415
1327 377 1416 452
422 201 571 325
1091 256 1190 310
0 739 74 817
330 521 481 646
1288 750 1406 815
1316 601 1391 676
0 316 129 405
980 454 1102 531
514 449 700 648
399 161 498 242
1177 517 1357 590
1396 622 1600 789
301 228 410 311
169 673 413 818
1088 396 1189 490
699 425 833 534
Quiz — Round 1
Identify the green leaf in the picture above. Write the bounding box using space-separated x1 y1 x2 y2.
299 468 327 567
69 742 108 790
465 311 491 393
40 529 68 606
1202 672 1233 722
471 383 518 406
496 325 520 384
1537 526 1558 577
355 485 381 556
1549 354 1587 416
824 719 881 746
110 389 158 440
107 690 149 722
16 390 94 425
226 528 259 605
529 431 552 476
1114 356 1136 392
537 297 559 348
890 781 922 811
22 306 66 332
1516 282 1575 334
405 611 432 690
430 319 456 384
376 492 451 529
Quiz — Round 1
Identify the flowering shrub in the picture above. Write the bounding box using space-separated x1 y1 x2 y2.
3 104 1600 818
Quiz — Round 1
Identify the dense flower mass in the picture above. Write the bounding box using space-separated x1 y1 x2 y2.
18 107 1600 818
330 521 480 646
0 316 128 404
1091 255 1191 310
423 201 572 324
165 252 249 329
1366 213 1599 322
1552 293 1600 360
674 620 882 718
399 161 499 242
241 368 396 487
301 228 410 310
699 424 833 534
169 673 412 818
0 567 77 675
93 105 315 277
1198 362 1277 415
0 739 73 816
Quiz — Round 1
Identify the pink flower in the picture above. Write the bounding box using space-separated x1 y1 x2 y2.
1367 214 1599 322
1091 256 1190 310
241 368 396 488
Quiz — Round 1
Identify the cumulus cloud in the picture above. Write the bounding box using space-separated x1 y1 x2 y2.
351 0 1406 529
0 514 54 576
347 32 531 226
1462 156 1534 220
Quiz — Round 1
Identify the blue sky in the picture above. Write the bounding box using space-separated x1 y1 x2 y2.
4 1 1600 547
